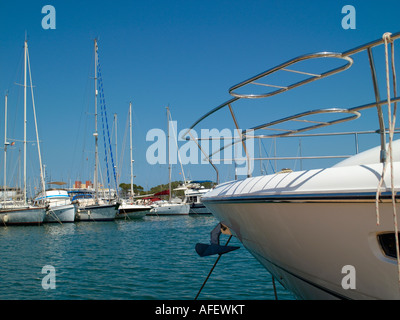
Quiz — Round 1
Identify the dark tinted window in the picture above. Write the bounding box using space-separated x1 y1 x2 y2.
378 233 400 258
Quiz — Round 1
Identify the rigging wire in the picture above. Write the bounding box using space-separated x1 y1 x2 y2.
96 54 119 198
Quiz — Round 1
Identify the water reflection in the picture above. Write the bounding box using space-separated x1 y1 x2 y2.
0 216 296 300
43 223 77 237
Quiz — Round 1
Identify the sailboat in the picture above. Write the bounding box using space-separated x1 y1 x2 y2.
148 106 190 215
116 102 151 219
74 39 118 222
0 40 46 226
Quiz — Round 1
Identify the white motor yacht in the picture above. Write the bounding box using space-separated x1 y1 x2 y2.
35 189 75 223
189 32 400 299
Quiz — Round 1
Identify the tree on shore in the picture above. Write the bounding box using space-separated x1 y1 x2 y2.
119 183 145 197
119 181 184 198
119 180 215 198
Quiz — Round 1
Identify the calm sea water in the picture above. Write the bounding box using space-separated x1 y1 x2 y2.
0 215 295 300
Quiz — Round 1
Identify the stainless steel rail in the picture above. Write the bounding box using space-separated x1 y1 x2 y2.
229 52 353 99
183 32 400 181
248 108 361 138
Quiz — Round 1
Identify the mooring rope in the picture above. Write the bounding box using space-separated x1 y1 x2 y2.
379 32 400 287
194 235 232 300
47 207 63 225
271 275 278 300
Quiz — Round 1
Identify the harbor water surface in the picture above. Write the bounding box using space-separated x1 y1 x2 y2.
0 215 295 300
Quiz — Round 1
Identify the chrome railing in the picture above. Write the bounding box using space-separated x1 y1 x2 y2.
183 32 400 183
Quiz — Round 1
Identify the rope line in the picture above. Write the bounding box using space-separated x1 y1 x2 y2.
381 32 400 287
194 235 232 300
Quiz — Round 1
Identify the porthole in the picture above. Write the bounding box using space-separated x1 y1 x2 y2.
378 233 400 259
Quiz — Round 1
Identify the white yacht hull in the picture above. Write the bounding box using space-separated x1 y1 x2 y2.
189 203 211 215
116 203 151 220
203 162 400 300
148 203 190 215
0 207 46 226
75 203 117 221
35 190 76 223
45 204 76 223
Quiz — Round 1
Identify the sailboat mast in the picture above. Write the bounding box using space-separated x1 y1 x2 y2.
167 106 171 201
27 43 46 204
94 39 99 203
3 94 8 205
114 113 119 192
129 102 134 199
23 40 27 205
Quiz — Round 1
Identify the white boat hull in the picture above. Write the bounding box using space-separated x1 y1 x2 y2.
75 203 117 221
34 189 76 223
189 203 211 215
116 203 151 220
45 204 76 223
0 207 46 226
203 162 400 300
148 203 190 215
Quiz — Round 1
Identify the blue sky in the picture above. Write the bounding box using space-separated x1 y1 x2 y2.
1 0 400 193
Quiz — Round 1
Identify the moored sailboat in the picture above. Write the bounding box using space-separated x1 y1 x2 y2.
74 39 118 222
116 102 151 219
148 106 190 215
0 40 46 226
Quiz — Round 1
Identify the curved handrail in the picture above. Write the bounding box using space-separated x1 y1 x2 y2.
229 52 353 99
181 31 400 181
185 32 400 136
249 108 361 137
206 108 361 159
